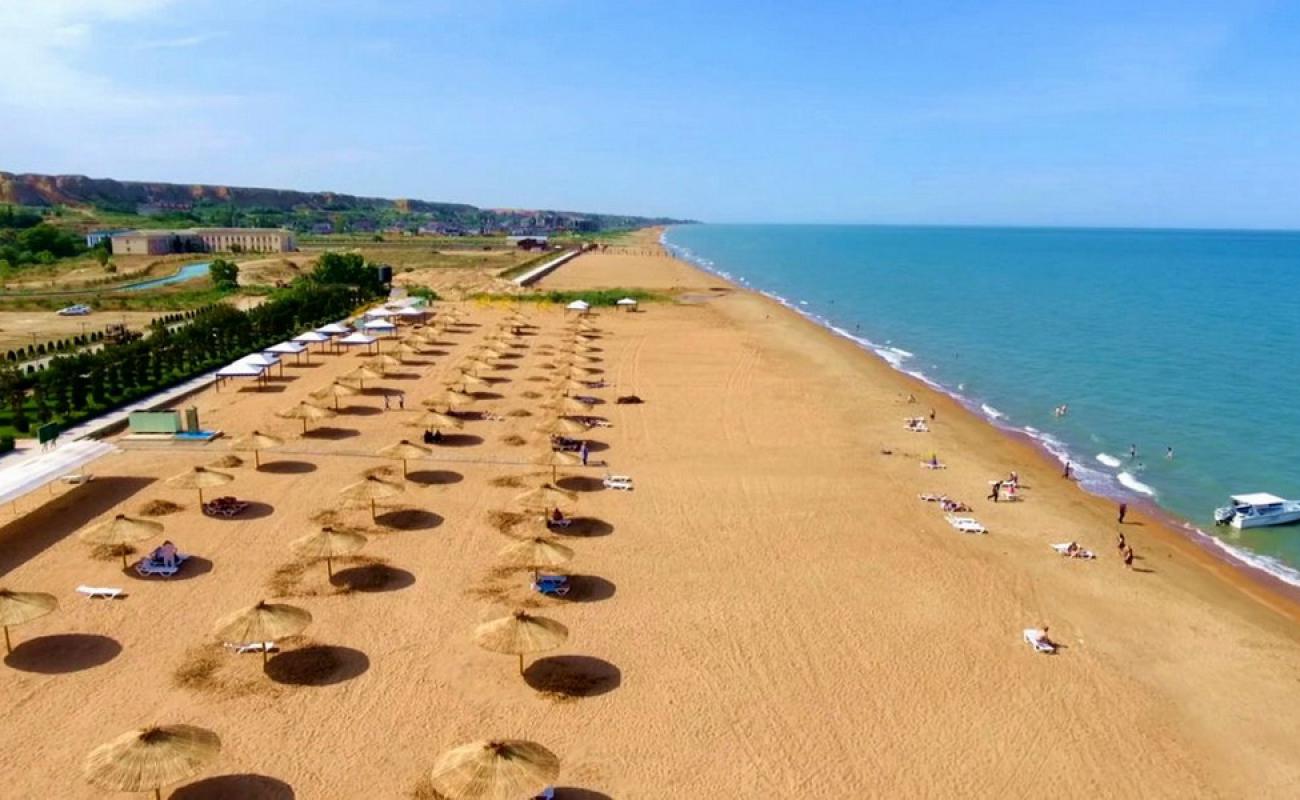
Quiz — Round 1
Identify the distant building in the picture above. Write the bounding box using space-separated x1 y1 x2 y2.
110 227 296 256
86 229 130 248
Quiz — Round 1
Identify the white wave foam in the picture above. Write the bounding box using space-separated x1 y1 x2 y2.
1181 523 1300 589
980 404 1005 420
1096 453 1122 468
1117 472 1156 496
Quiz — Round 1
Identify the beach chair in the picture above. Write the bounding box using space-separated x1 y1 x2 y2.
945 515 987 534
603 474 634 491
134 552 190 578
532 575 571 597
1023 629 1056 654
76 585 124 600
546 517 572 530
921 461 947 470
1051 543 1096 559
224 641 278 654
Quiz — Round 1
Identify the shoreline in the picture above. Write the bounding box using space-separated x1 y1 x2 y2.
657 225 1300 619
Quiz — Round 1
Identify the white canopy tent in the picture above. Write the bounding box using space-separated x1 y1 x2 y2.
337 332 379 353
565 300 591 314
215 361 268 389
364 307 395 318
361 319 398 336
237 352 283 376
316 322 352 336
395 307 427 321
0 440 118 508
265 340 309 363
616 297 638 311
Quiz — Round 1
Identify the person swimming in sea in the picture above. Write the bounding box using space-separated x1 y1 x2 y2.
1129 444 1137 460
1166 446 1174 460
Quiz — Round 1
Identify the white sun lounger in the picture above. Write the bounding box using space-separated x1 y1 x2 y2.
224 641 278 654
1023 628 1056 654
603 475 634 490
1051 542 1096 559
945 515 987 534
77 585 124 600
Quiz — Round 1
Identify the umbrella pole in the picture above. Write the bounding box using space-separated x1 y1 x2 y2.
255 449 262 468
3 625 10 654
198 488 205 505
301 419 308 434
370 498 377 522
327 556 334 579
552 464 558 482
155 788 161 800
261 646 268 667
518 652 524 675
121 549 129 569
402 459 408 478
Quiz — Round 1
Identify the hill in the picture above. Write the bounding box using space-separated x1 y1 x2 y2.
0 171 693 234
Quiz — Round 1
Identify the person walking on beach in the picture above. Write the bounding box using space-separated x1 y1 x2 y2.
398 392 405 410
1062 461 1072 479
383 394 391 410
580 441 589 466
929 408 936 421
1118 502 1127 524
1116 531 1126 551
988 481 1001 502
1123 547 1135 569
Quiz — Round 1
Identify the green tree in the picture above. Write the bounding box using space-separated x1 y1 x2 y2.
209 258 240 290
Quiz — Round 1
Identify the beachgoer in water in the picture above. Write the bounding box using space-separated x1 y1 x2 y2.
1062 461 1072 479
1129 444 1137 460
1166 446 1174 460
1118 502 1127 524
988 481 1001 502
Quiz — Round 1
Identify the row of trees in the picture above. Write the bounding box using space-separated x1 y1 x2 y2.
0 257 385 434
2 309 205 366
0 223 87 270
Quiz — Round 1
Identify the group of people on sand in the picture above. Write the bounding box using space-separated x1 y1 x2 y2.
1116 530 1136 568
382 392 407 411
987 472 1019 503
422 429 443 445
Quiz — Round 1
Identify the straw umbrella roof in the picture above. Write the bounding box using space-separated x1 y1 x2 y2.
514 483 577 509
0 588 57 627
476 347 504 360
545 396 594 415
474 611 568 658
84 725 221 798
537 417 588 436
230 430 284 451
213 600 312 644
378 439 432 461
373 353 403 369
343 365 386 383
456 372 491 389
291 526 366 562
497 536 574 571
408 410 463 430
79 514 163 547
421 391 471 410
462 358 495 375
313 381 361 400
340 475 405 503
427 739 559 800
278 402 337 421
166 467 233 491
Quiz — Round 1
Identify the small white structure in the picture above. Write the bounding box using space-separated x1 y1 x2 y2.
215 361 267 390
362 319 398 336
336 332 379 353
565 300 591 315
616 297 638 312
395 306 427 321
316 322 352 336
265 341 309 363
364 307 395 318
237 352 283 377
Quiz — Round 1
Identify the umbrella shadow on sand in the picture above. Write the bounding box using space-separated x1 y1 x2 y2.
523 655 621 699
4 633 121 673
555 476 605 493
302 427 359 441
374 509 444 531
123 555 214 582
553 790 614 800
552 517 614 538
431 434 483 448
265 645 369 686
257 460 317 475
170 774 295 799
405 470 464 486
329 564 415 593
556 575 616 603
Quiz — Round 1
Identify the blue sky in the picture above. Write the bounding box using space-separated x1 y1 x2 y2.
2 0 1299 227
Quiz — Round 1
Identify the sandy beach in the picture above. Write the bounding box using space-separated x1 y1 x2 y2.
2 233 1299 798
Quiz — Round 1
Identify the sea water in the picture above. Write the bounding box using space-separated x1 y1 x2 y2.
663 224 1300 586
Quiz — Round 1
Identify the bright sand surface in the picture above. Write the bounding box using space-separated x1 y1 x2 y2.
2 235 1300 797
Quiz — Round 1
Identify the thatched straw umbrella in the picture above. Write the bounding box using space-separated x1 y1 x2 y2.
473 610 568 674
377 439 431 477
78 514 164 568
166 467 233 505
213 600 312 665
392 342 423 361
229 430 283 468
341 364 385 390
537 449 582 482
475 347 505 361
372 353 403 370
407 410 463 431
427 739 559 800
0 588 56 654
291 526 366 579
452 372 490 392
462 358 495 376
514 483 577 512
537 417 588 437
544 396 594 416
422 389 473 411
84 725 221 800
498 536 573 581
340 475 404 521
277 401 337 433
312 381 360 409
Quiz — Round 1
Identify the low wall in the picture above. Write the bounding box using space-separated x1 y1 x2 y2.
513 250 582 286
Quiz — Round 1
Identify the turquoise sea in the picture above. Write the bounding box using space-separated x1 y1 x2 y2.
663 224 1300 586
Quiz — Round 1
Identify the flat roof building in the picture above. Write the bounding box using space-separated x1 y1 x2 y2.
110 227 296 255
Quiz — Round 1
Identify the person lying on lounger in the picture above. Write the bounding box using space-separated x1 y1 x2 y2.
156 540 179 567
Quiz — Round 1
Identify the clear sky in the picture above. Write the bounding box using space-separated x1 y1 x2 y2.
2 0 1299 228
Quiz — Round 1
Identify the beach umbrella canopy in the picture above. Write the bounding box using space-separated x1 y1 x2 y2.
456 372 491 389
316 322 352 335
473 610 569 674
292 331 331 345
565 300 590 312
84 725 221 800
230 430 283 467
427 739 559 800
536 449 583 481
290 526 366 578
378 439 432 476
78 514 164 568
214 600 311 664
0 589 57 654
514 483 577 510
340 475 404 520
538 417 588 436
617 297 638 307
277 401 337 433
311 381 360 409
372 353 403 370
498 536 574 579
476 347 505 361
544 396 594 415
422 391 471 411
393 342 423 360
407 410 463 430
462 358 495 375
365 307 395 318
166 467 233 504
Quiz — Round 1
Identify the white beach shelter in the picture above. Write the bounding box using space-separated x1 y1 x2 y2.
362 319 398 335
238 352 283 377
216 361 267 389
316 322 352 336
565 300 591 315
365 307 395 318
0 440 117 508
337 332 379 353
265 341 308 363
616 297 638 311
396 307 426 320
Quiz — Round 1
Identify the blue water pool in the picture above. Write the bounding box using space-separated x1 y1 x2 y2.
122 262 211 291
